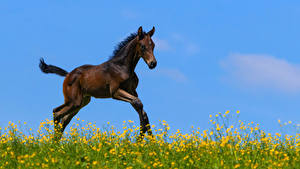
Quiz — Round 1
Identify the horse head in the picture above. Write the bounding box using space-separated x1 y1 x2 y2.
136 26 157 69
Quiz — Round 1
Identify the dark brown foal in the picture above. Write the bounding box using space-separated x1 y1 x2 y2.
39 26 156 139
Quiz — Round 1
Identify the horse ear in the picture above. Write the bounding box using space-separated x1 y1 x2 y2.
148 26 155 37
138 26 144 40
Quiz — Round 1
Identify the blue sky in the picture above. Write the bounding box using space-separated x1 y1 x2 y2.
0 0 300 133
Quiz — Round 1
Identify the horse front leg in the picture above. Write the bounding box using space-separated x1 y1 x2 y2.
113 89 152 137
141 110 152 135
130 104 152 136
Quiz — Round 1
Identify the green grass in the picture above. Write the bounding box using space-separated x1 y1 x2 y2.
0 111 299 169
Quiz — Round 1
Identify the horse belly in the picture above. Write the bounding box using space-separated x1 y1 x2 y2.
85 85 111 98
91 90 111 98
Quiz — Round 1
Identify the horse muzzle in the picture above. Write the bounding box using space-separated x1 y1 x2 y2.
148 61 157 69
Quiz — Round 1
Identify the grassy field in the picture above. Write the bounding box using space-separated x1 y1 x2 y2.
0 111 299 169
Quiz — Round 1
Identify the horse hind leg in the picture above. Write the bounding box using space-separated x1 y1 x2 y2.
52 103 78 139
60 96 91 133
53 103 75 124
53 81 84 140
59 109 80 135
59 77 85 121
53 103 68 113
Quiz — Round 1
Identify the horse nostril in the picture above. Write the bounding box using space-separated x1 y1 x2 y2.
149 61 157 69
153 61 157 67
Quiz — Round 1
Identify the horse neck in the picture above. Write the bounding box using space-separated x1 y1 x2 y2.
111 38 140 74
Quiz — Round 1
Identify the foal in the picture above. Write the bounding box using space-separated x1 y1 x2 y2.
39 26 157 139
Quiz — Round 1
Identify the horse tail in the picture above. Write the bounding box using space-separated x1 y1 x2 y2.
39 58 68 77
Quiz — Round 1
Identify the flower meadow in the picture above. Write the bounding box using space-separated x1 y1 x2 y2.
0 111 299 169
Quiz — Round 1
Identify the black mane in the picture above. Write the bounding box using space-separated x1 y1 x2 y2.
110 31 145 60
